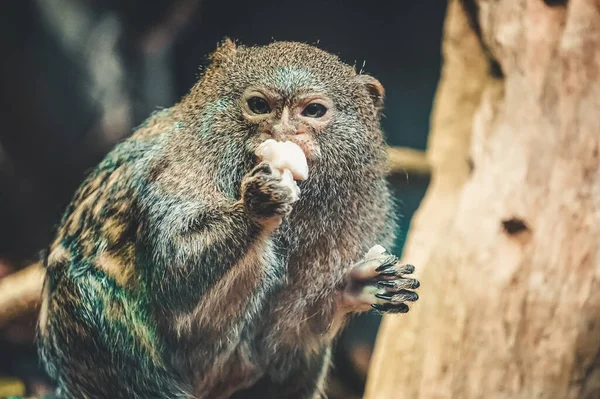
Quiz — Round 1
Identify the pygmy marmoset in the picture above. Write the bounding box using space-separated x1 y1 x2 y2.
37 39 419 399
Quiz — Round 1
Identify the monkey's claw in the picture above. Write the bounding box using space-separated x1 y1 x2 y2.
371 303 409 314
341 249 419 314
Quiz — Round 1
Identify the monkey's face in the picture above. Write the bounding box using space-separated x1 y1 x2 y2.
239 85 333 161
190 40 388 203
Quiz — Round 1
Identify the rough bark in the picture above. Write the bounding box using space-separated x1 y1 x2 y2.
366 0 600 398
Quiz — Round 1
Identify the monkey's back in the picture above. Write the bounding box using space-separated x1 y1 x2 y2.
37 109 192 398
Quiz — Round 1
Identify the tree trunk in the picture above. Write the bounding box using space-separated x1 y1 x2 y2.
365 0 600 398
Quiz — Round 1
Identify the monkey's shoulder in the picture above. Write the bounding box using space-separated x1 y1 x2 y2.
45 110 179 285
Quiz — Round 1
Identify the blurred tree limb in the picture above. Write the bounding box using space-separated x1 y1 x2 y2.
387 147 430 177
0 263 44 329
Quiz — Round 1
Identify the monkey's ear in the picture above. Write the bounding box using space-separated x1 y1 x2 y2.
210 37 238 66
355 74 385 111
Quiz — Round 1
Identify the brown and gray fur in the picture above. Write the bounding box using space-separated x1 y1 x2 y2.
37 39 419 399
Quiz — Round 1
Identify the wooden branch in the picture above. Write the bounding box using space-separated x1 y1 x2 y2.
387 146 430 176
0 262 44 328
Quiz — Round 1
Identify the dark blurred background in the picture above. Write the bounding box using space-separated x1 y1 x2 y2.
0 0 445 397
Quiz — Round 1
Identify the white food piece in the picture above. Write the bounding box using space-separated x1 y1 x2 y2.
365 244 387 259
280 169 300 202
255 139 309 181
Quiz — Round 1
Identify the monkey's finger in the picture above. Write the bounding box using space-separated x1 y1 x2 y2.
377 278 420 291
349 255 398 280
376 263 415 276
375 289 419 303
249 162 274 177
371 303 409 314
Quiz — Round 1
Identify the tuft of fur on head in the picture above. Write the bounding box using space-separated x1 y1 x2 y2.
209 37 238 66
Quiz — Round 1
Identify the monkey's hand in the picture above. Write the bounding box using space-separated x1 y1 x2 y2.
241 162 297 229
340 250 419 314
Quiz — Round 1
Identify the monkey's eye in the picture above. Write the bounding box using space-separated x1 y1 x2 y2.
302 103 327 118
247 97 271 114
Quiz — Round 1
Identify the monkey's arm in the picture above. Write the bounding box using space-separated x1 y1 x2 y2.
141 162 292 329
143 199 261 311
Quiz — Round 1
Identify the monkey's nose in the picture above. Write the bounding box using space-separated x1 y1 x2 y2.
270 126 301 140
294 127 308 135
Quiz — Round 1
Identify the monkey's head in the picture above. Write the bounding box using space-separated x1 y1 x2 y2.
181 39 390 225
